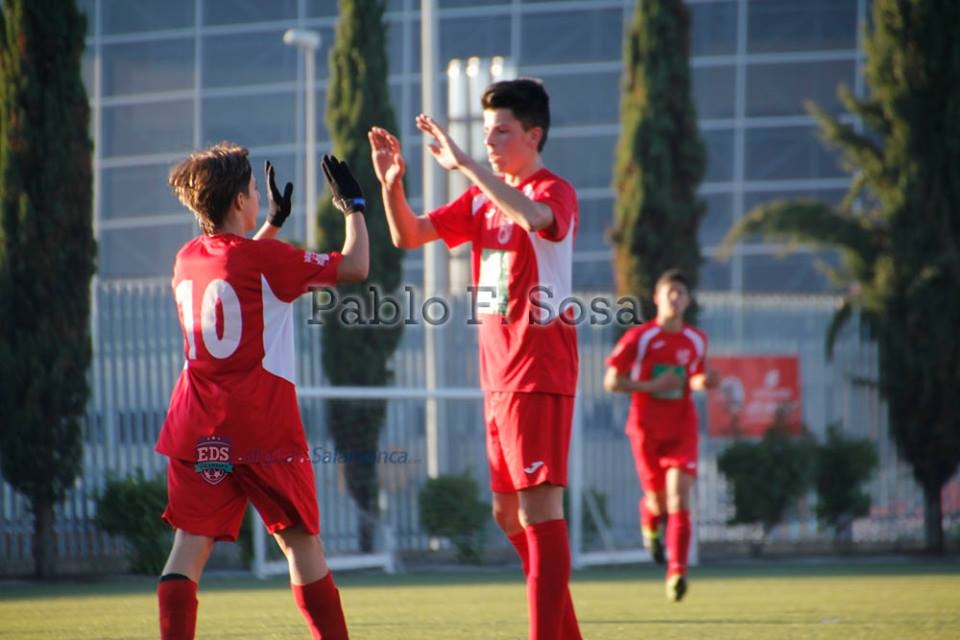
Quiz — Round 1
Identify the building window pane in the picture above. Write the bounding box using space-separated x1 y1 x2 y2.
693 65 736 119
690 1 738 56
702 129 734 183
386 16 408 75
577 197 614 252
699 191 733 248
744 126 846 181
203 0 297 26
747 60 855 117
521 9 623 65
700 258 731 291
99 225 197 279
202 92 297 148
440 16 511 63
203 32 298 89
100 164 182 220
404 141 423 203
742 251 841 293
82 50 95 96
103 101 194 157
573 260 613 292
102 39 194 97
545 72 620 127
102 0 195 35
306 0 339 17
747 0 858 53
313 88 331 145
542 134 616 191
441 0 505 6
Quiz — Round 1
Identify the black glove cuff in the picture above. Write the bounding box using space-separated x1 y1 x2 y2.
346 197 366 213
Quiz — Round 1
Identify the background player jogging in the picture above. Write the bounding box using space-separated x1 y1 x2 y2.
369 78 582 640
604 269 718 602
155 143 368 639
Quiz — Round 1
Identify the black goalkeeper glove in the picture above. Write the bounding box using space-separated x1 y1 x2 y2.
322 154 365 215
265 160 293 227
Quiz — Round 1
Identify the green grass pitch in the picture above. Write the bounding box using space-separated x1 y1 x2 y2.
1 561 957 639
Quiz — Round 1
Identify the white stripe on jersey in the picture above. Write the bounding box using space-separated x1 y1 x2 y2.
261 275 297 384
682 327 706 369
471 194 489 216
631 326 662 380
528 228 574 324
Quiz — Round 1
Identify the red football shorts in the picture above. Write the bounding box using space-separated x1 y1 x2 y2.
627 426 698 493
485 391 574 493
162 457 320 541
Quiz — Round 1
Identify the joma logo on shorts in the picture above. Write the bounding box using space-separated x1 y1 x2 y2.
523 461 545 474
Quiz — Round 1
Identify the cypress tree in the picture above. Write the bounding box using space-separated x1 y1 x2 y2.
611 0 706 322
0 0 95 577
317 0 403 551
723 0 960 552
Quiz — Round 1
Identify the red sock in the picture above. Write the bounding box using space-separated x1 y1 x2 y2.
292 573 349 640
158 576 198 640
510 531 581 639
525 520 581 640
667 510 691 577
640 499 662 538
508 531 531 575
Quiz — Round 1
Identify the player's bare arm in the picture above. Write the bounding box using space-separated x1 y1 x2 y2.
321 154 369 282
415 113 554 233
368 126 439 249
337 209 369 282
254 161 293 241
604 366 683 395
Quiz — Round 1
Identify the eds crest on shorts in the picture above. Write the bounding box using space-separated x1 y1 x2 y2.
194 436 233 485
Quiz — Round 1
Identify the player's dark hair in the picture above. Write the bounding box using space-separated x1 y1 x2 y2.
655 268 690 292
481 78 551 152
169 142 252 234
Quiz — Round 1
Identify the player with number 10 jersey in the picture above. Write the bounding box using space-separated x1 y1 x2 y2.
154 145 367 640
157 237 341 463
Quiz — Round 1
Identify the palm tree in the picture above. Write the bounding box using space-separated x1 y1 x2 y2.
721 0 960 553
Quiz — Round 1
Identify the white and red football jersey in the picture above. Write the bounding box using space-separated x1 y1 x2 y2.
606 321 708 438
156 234 342 462
429 168 579 395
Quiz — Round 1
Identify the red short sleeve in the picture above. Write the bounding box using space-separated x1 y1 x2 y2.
606 328 640 374
257 240 343 302
534 177 578 242
428 188 478 249
686 327 708 377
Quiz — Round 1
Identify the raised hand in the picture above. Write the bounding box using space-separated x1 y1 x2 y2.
321 154 365 215
265 160 293 227
368 127 406 189
415 113 470 172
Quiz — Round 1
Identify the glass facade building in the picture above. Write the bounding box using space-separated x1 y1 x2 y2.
79 0 867 292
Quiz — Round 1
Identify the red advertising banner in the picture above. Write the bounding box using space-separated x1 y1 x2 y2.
707 355 802 437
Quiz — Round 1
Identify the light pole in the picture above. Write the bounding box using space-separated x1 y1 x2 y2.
283 28 321 249
421 0 446 480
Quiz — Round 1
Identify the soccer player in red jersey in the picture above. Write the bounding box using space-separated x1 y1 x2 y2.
369 79 581 639
604 269 718 602
155 143 368 640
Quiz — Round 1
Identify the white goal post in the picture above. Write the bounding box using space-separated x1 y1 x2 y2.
251 385 695 578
